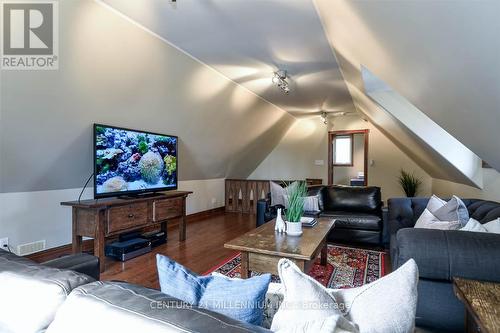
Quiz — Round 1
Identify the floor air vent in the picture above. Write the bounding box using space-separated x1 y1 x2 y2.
17 240 46 256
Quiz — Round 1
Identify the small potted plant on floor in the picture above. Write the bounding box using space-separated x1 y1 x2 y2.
284 181 307 236
398 169 422 197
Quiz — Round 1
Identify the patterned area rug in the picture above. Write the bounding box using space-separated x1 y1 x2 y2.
204 245 385 289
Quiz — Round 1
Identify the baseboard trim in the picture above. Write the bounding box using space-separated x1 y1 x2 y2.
27 206 225 263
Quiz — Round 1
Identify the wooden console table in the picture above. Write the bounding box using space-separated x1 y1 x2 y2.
61 191 192 272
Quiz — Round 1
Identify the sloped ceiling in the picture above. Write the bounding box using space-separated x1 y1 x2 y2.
100 0 356 114
101 0 496 188
314 0 500 179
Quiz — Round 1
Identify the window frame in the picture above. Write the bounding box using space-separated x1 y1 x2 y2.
332 134 354 167
328 129 369 186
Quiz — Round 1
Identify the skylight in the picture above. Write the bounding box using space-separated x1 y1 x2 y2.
361 66 483 188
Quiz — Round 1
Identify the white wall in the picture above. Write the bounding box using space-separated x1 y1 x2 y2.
0 179 224 254
248 118 328 184
250 115 433 202
432 169 500 201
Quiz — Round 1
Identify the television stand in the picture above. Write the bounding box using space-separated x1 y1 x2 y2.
61 190 192 273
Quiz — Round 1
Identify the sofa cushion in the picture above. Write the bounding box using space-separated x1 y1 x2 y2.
156 254 271 326
322 186 381 214
0 249 94 333
46 281 271 333
395 228 500 281
466 200 500 223
321 211 381 231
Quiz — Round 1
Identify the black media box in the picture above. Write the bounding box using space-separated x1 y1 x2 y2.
142 230 167 248
105 238 151 262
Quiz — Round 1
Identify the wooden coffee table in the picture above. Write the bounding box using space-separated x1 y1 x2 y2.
224 218 335 278
453 277 500 333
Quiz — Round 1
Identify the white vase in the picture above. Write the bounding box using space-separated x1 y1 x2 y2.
286 221 302 236
275 208 286 233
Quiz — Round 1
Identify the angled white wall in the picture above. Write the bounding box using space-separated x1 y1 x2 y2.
433 169 500 201
362 67 483 188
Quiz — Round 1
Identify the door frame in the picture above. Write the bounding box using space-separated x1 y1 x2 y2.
328 129 369 186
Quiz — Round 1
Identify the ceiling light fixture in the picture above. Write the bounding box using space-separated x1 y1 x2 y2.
320 111 328 125
272 69 290 94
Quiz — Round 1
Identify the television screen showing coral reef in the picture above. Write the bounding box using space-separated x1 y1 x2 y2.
94 124 178 197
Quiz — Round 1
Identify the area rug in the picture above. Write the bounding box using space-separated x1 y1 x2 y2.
204 245 386 289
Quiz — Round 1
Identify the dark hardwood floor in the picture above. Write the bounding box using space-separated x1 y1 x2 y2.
99 212 391 289
101 212 255 289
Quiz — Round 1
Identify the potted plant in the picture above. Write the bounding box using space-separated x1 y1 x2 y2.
284 181 307 236
398 169 422 197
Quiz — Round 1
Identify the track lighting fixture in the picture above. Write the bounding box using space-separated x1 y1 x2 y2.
320 111 328 125
272 69 290 94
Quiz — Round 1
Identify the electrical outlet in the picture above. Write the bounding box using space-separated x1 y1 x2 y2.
0 237 9 250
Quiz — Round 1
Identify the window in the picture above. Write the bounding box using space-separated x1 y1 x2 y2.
333 135 353 166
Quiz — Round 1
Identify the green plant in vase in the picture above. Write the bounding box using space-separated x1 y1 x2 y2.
398 169 422 197
285 181 307 236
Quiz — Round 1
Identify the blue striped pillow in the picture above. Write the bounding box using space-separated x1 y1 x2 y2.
156 254 271 326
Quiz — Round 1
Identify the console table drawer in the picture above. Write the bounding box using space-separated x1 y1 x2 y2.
153 198 182 221
107 203 148 234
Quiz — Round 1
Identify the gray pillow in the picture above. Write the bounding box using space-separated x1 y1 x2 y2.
433 196 469 227
270 181 297 207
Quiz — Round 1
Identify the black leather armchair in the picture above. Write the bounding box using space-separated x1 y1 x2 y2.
256 185 384 246
321 186 383 245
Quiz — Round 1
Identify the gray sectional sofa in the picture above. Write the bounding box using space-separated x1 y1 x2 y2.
0 249 269 333
388 197 500 332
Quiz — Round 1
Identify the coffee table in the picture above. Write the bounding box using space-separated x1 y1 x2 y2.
224 218 335 278
453 277 500 333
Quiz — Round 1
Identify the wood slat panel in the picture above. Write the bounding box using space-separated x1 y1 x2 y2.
224 179 321 214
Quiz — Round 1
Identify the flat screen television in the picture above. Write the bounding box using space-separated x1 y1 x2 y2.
94 124 178 198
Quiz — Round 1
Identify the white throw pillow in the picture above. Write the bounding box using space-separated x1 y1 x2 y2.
426 195 447 212
270 181 297 207
460 218 488 233
462 218 500 234
414 209 461 230
270 259 358 333
270 259 419 333
331 259 419 333
485 218 500 233
283 195 320 212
